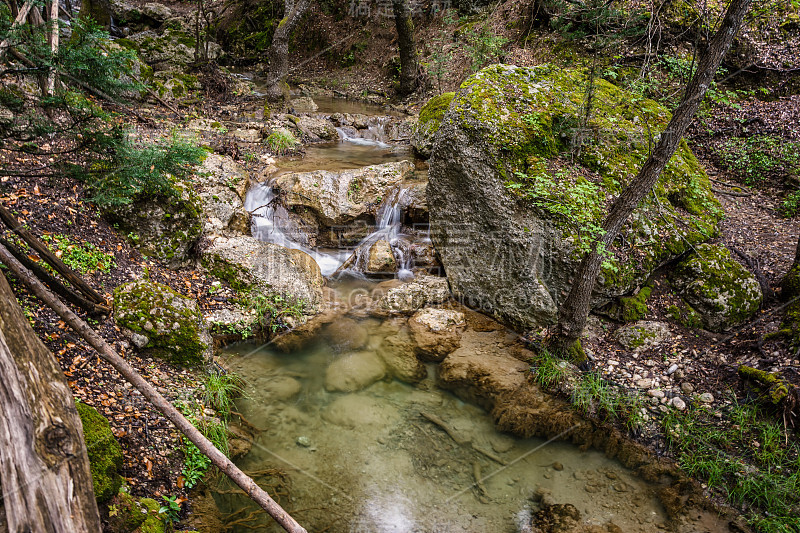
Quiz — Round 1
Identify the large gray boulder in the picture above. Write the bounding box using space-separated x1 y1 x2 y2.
195 153 250 235
669 244 762 331
201 235 325 309
428 64 721 330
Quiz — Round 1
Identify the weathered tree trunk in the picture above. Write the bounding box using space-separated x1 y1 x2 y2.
263 0 310 108
551 0 753 356
392 0 418 96
44 0 59 96
0 271 102 532
79 0 112 29
0 243 308 533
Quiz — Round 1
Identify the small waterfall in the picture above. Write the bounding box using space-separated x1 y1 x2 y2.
335 118 391 148
245 182 345 276
336 185 416 278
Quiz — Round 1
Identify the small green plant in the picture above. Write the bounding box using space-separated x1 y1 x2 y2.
714 135 800 187
236 291 306 333
265 128 299 154
158 495 182 524
531 349 569 389
176 398 231 488
41 234 116 274
202 370 243 416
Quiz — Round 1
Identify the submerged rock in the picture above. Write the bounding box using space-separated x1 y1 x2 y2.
324 317 368 350
114 279 211 365
324 351 387 392
367 239 397 273
322 394 400 428
408 308 466 361
428 64 721 331
669 243 762 331
201 235 324 309
378 328 427 383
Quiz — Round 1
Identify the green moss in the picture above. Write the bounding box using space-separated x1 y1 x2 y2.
419 92 455 129
113 280 208 365
667 303 703 329
137 498 165 533
612 286 652 322
76 402 122 503
669 244 762 331
201 255 255 292
107 491 147 533
738 366 790 405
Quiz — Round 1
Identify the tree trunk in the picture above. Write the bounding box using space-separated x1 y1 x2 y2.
263 0 310 107
780 235 800 299
0 271 102 533
551 0 753 356
392 0 418 96
78 0 111 29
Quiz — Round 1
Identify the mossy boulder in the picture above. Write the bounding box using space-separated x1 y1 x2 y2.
103 180 204 268
201 235 324 310
669 244 762 332
76 402 123 503
412 92 455 159
114 279 212 365
195 153 250 235
106 491 148 533
614 320 670 352
137 497 166 533
428 64 721 330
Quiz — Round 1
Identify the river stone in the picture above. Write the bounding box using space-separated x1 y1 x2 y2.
669 243 762 332
274 161 415 228
324 317 368 350
195 153 250 235
614 321 670 352
262 376 302 400
427 64 720 331
324 351 386 392
372 276 451 315
322 394 400 429
296 116 338 140
201 235 324 309
408 308 466 362
438 330 529 410
367 239 397 273
271 317 323 353
114 279 211 365
290 97 318 113
103 180 203 268
378 329 427 383
412 92 455 159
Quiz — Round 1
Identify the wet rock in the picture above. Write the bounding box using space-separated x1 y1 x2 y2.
324 351 386 392
263 376 302 400
114 279 211 365
489 433 515 453
409 240 439 270
271 318 323 353
296 116 338 140
669 243 762 332
372 275 451 315
324 317 368 350
296 436 311 447
195 153 250 235
529 503 581 532
322 393 400 428
201 235 324 309
378 329 427 383
408 308 466 362
614 321 670 352
428 64 720 331
290 97 318 113
273 161 415 235
367 239 397 273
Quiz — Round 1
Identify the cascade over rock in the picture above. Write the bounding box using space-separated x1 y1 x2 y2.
428 64 721 330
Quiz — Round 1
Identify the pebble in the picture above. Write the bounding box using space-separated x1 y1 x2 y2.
671 397 686 410
699 392 714 403
666 364 679 375
296 436 311 447
648 389 665 399
673 369 684 380
681 382 695 394
636 379 653 388
552 462 564 471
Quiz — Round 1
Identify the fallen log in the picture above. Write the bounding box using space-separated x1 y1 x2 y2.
0 242 308 533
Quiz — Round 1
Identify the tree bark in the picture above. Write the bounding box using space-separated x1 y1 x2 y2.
44 0 59 96
0 271 102 533
392 0 418 96
263 0 310 106
551 0 753 355
0 243 308 533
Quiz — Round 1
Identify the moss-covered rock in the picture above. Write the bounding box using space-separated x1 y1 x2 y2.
428 64 720 330
412 92 455 159
137 497 166 533
669 244 762 332
76 402 123 503
106 491 148 533
607 286 652 322
103 179 204 268
114 279 211 365
614 320 670 351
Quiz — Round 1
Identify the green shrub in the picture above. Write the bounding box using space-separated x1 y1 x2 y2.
265 128 299 154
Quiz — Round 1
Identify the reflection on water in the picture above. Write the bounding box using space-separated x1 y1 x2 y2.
274 142 413 176
213 319 669 533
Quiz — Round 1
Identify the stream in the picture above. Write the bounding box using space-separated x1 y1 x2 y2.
210 97 727 532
